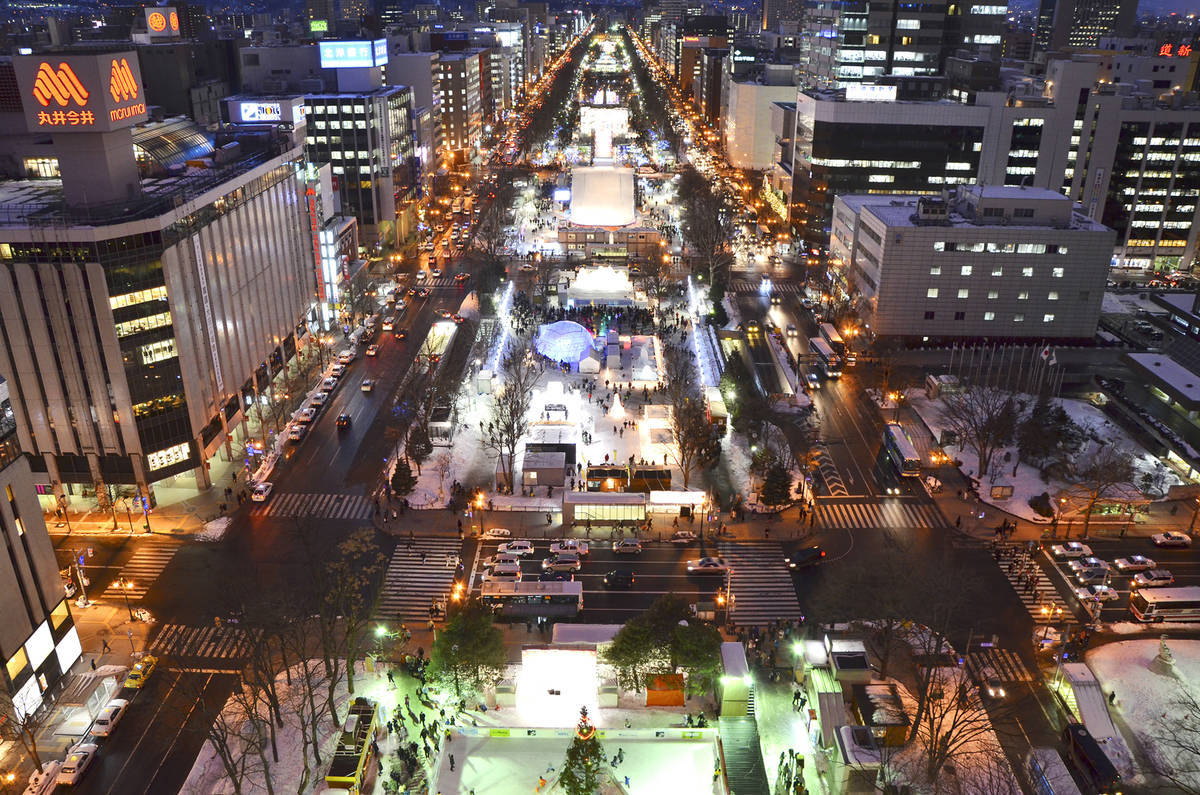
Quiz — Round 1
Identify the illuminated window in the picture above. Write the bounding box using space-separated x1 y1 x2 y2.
1014 313 1024 322
139 339 178 365
1022 267 1034 277
960 266 973 276
5 648 27 683
109 286 167 310
991 267 1003 276
146 442 191 471
1048 292 1059 300
1052 267 1064 277
114 312 172 338
927 288 939 298
1018 291 1029 300
988 290 999 299
984 311 995 320
1044 313 1055 322
957 289 969 299
929 266 942 275
50 599 70 630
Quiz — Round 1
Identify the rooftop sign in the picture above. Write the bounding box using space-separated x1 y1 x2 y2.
14 52 149 133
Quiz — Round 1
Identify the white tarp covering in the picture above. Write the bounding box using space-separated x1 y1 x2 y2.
570 167 636 227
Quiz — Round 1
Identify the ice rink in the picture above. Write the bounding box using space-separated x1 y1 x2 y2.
431 732 720 794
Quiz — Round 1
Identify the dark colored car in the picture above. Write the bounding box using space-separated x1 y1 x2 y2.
539 571 572 582
393 329 407 340
785 546 826 569
603 570 636 589
336 413 352 429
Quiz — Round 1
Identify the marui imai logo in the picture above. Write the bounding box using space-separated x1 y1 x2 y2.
109 58 139 103
31 62 89 107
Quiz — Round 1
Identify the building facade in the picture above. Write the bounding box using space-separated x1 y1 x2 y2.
831 187 1114 341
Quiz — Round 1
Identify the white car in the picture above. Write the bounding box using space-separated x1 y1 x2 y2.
309 392 327 407
484 553 522 569
57 743 99 785
1068 556 1109 574
670 530 697 544
686 557 732 574
90 698 128 737
287 424 307 442
1050 541 1092 559
415 269 427 279
612 539 643 555
550 539 589 556
361 379 375 393
498 540 534 556
1152 531 1192 548
1075 584 1120 603
296 407 317 424
542 553 582 573
251 482 274 502
1133 569 1176 588
431 268 443 278
321 377 338 392
329 363 346 377
1114 555 1155 572
482 528 512 541
338 350 355 364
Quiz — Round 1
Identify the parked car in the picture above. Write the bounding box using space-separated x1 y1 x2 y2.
338 350 355 364
612 539 643 555
89 698 129 738
604 570 636 589
309 392 327 407
123 655 158 689
498 540 534 556
482 528 512 541
329 363 346 377
669 530 697 544
484 562 521 582
542 553 582 573
251 483 274 502
1133 569 1176 589
1114 555 1155 572
321 378 338 392
56 744 99 786
484 553 522 569
550 539 589 556
287 424 308 442
1051 541 1093 559
1152 531 1192 548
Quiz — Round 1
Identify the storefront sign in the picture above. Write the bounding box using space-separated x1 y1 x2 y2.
14 52 148 132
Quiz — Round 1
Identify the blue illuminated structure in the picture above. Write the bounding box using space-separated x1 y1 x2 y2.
536 321 597 364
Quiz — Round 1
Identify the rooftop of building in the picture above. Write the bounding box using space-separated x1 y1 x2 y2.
1125 352 1200 406
0 119 295 229
838 186 1108 233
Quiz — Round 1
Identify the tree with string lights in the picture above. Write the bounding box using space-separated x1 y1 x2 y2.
558 707 607 795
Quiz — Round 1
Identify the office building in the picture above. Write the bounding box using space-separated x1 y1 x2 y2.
136 40 238 126
722 65 797 170
0 402 81 717
830 186 1113 341
0 51 315 501
1036 0 1138 51
439 51 485 154
695 49 727 125
763 0 803 32
386 50 444 155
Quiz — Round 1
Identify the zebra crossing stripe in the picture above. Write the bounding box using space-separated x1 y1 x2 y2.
253 492 372 520
375 538 464 621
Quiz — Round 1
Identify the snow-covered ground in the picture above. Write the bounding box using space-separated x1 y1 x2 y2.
430 731 719 794
909 392 1175 523
1087 638 1200 789
1101 291 1164 316
196 516 232 543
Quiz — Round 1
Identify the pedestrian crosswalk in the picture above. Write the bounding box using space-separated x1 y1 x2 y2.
428 276 465 289
994 543 1071 622
250 492 373 521
718 541 804 627
101 542 177 601
375 537 464 622
150 623 260 667
731 280 805 296
965 647 1037 683
815 499 950 530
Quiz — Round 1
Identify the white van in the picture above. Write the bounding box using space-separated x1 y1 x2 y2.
485 562 522 582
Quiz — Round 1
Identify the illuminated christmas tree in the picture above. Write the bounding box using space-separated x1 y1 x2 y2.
558 706 606 795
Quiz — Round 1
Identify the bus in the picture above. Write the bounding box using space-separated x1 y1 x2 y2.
420 320 458 366
1061 724 1122 795
818 323 845 356
479 580 584 619
809 337 842 377
1026 748 1083 795
1129 586 1200 622
883 423 921 477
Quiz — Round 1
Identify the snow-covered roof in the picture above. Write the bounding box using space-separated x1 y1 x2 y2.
721 642 749 677
562 491 647 506
1125 353 1200 407
1062 663 1118 741
551 624 622 646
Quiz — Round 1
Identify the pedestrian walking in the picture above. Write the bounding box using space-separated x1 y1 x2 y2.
90 658 96 671
101 639 111 653
450 754 456 771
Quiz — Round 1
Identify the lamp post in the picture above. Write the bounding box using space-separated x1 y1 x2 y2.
119 578 135 621
123 499 135 535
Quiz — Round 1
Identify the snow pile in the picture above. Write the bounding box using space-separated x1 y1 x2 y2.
197 517 232 543
1086 639 1200 789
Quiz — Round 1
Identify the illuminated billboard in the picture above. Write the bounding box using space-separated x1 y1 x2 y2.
310 19 329 32
14 52 149 133
318 39 388 68
240 102 282 121
145 7 181 37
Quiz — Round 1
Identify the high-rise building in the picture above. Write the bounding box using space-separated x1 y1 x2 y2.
0 399 81 718
0 51 316 501
722 65 797 170
438 51 484 154
1035 0 1138 51
830 186 1114 341
762 0 803 32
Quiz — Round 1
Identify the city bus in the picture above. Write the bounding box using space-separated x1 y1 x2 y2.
818 323 845 356
1129 586 1200 622
883 423 922 477
809 337 842 377
479 580 584 619
1026 748 1082 795
1061 724 1121 795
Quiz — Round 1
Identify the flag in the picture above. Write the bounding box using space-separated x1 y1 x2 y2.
1040 345 1051 361
1049 350 1058 367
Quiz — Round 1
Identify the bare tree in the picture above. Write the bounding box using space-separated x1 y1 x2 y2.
937 386 1019 478
1064 443 1140 539
320 528 385 700
1149 682 1200 793
482 345 543 493
0 690 49 770
660 342 719 489
677 165 733 285
633 255 674 317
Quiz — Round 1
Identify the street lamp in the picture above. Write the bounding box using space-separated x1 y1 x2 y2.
119 578 135 621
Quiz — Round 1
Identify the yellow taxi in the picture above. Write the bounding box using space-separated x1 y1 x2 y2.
123 655 158 689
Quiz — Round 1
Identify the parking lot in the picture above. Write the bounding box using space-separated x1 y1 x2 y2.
1044 535 1200 623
